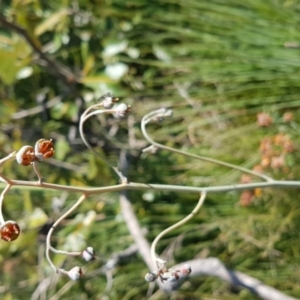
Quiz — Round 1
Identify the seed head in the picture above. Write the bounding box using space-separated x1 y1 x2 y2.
0 221 20 242
16 146 36 166
34 139 55 161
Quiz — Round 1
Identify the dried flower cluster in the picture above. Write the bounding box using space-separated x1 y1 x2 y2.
239 132 296 206
0 139 55 242
16 139 55 166
145 263 192 283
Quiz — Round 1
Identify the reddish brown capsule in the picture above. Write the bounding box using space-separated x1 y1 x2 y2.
16 145 36 166
34 139 55 160
0 221 20 242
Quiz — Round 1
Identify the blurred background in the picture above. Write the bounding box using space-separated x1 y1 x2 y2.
0 0 300 299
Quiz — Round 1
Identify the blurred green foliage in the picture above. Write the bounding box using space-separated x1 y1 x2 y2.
0 0 300 299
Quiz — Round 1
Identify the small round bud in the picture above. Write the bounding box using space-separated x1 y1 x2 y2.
115 103 130 117
0 220 20 242
81 247 96 262
99 92 119 109
68 266 83 280
34 139 55 160
180 263 192 275
16 146 36 166
145 271 158 282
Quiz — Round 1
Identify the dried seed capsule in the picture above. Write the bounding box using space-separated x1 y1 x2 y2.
115 103 130 117
34 139 55 161
99 93 119 109
0 221 20 241
81 247 96 262
67 266 83 280
16 146 36 166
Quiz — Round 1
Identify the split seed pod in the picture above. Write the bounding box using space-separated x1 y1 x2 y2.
0 221 20 241
34 139 55 161
16 145 36 166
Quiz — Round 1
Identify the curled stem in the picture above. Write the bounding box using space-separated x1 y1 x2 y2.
141 108 274 182
46 194 88 273
150 192 207 268
79 106 127 183
0 184 12 224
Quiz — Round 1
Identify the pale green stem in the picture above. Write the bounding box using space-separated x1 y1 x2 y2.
46 194 87 273
141 108 274 182
150 192 207 268
0 184 11 224
4 179 300 195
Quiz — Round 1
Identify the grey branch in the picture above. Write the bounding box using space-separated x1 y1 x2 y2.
0 13 78 85
159 258 297 300
119 187 296 300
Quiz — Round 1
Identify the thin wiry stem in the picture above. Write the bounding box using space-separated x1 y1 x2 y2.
0 184 11 224
79 105 127 183
141 108 274 182
0 151 16 184
0 151 17 166
150 192 207 268
50 246 81 257
3 178 300 195
46 194 87 273
32 162 43 184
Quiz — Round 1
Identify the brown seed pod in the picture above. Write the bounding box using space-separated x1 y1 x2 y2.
0 221 20 242
34 139 55 160
16 145 36 166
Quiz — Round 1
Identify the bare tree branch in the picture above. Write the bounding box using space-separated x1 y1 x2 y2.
0 13 79 85
166 258 297 300
11 96 62 120
120 191 296 299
